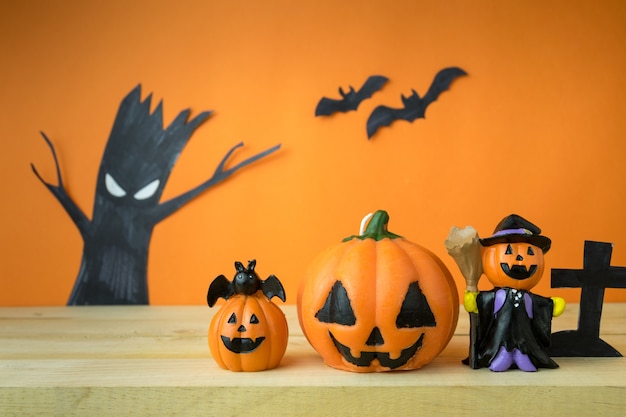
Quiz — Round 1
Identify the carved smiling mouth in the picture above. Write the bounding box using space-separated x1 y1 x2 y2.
500 263 537 280
329 331 424 369
221 336 265 353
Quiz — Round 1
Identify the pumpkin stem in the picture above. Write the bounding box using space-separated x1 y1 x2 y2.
343 210 402 242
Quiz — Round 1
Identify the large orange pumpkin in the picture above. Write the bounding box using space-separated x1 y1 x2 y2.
297 210 459 372
208 260 288 372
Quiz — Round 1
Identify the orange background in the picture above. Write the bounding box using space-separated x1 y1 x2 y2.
2 0 626 306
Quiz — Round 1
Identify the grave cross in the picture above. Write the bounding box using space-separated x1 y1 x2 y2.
549 240 626 357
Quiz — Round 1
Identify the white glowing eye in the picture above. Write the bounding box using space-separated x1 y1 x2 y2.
133 179 160 200
105 173 127 197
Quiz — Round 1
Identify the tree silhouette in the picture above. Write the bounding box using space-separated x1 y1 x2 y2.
32 85 280 305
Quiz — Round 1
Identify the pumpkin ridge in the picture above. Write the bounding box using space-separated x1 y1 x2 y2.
210 297 246 370
333 240 378 328
297 240 359 345
231 296 249 372
253 292 288 370
396 239 459 349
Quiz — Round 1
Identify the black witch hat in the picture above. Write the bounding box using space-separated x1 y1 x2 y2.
479 214 551 253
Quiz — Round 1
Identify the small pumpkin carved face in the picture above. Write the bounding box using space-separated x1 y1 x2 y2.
297 211 459 373
209 292 288 371
482 242 545 290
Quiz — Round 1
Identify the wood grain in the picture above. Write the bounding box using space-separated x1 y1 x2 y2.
1 305 625 416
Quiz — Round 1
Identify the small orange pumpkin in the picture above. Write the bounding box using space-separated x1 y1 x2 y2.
297 210 459 372
207 260 288 372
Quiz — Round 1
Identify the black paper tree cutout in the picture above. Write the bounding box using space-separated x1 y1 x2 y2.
549 240 625 357
31 85 280 305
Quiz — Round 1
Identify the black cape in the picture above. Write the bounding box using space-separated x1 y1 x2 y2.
467 288 558 369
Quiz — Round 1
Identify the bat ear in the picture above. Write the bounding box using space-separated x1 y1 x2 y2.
248 259 256 271
234 261 245 272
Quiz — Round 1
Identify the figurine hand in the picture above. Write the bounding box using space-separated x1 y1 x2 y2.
551 296 566 317
464 290 479 314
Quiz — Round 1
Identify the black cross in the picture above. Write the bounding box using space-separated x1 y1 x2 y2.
548 240 625 357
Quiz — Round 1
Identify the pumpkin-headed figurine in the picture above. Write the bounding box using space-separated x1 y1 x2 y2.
207 260 288 372
460 214 565 372
297 210 459 372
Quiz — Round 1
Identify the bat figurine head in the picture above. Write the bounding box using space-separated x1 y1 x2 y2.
207 259 286 307
233 260 261 295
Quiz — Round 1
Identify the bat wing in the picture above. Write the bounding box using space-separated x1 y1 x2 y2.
260 274 286 302
207 274 234 307
315 97 347 116
354 75 389 104
315 75 388 116
422 67 467 107
366 104 412 139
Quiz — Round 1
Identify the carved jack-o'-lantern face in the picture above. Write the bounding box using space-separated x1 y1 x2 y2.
297 210 459 373
315 279 437 370
220 307 265 354
482 242 545 290
209 292 288 372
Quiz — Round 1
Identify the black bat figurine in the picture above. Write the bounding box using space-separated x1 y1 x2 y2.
366 67 467 139
315 75 389 116
207 259 286 307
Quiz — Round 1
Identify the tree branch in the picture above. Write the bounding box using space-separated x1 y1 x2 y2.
153 142 281 222
31 132 91 238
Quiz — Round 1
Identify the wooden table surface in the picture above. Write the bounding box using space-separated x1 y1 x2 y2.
1 304 625 416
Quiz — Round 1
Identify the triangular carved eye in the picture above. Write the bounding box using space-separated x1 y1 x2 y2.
315 281 356 325
227 313 237 324
250 314 259 324
396 281 436 328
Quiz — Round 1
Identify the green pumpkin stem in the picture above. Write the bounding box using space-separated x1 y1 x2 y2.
343 210 402 242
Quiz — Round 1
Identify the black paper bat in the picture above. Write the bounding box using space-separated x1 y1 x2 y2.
207 259 286 307
366 67 467 139
315 75 389 116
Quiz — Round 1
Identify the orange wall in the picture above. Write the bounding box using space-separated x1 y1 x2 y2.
2 0 626 306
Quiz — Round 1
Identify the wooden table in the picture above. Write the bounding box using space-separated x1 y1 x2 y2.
1 304 625 416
